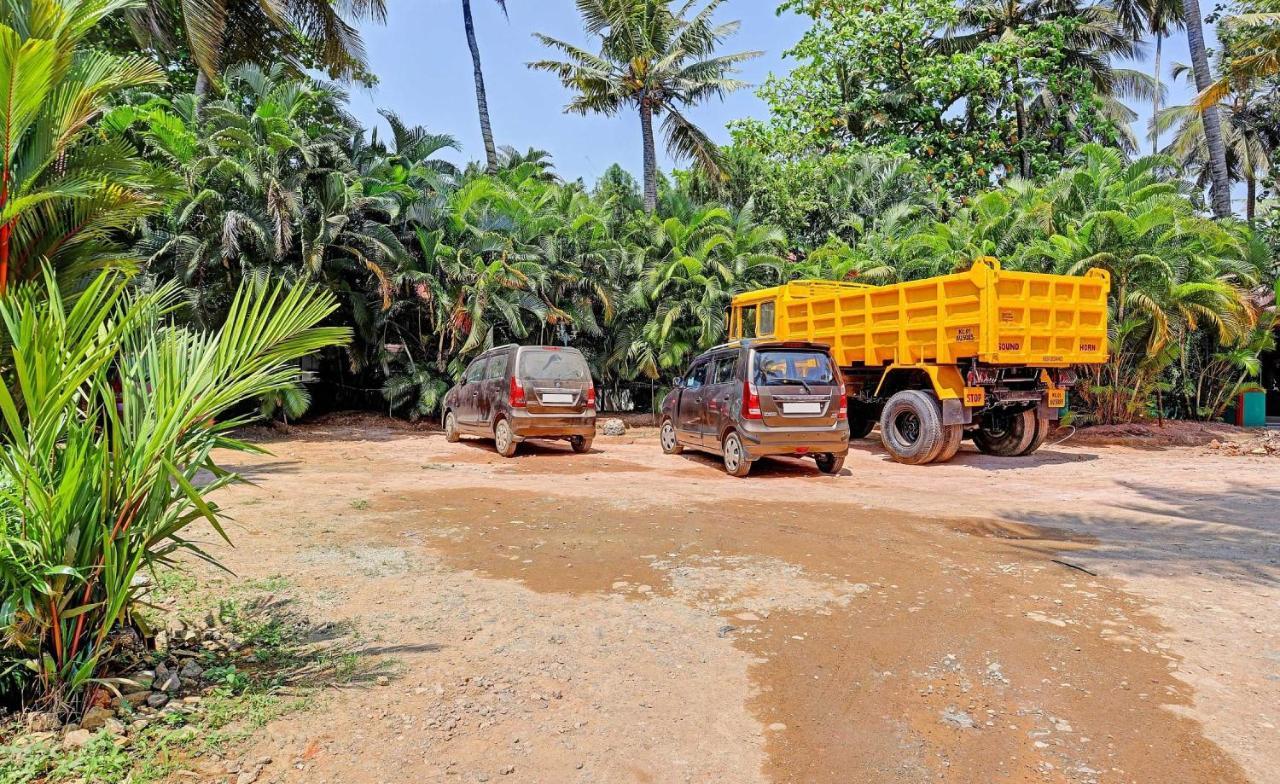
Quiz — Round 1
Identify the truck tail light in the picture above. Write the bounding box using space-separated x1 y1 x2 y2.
837 392 848 420
510 376 527 408
743 380 763 420
586 385 596 408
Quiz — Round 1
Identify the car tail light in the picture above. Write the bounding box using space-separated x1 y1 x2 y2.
586 385 596 409
837 391 848 420
743 380 762 420
510 376 527 408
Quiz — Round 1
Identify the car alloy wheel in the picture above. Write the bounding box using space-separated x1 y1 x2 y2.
660 419 682 454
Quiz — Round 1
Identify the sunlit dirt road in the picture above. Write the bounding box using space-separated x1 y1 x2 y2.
197 420 1278 784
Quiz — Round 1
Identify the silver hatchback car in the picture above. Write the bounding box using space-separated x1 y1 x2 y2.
659 340 850 477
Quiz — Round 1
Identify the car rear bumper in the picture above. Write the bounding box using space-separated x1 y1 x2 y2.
508 410 597 440
737 423 849 459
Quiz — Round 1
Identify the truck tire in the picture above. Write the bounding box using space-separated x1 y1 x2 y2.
569 435 593 454
1018 414 1051 456
848 416 876 439
847 402 876 439
444 410 460 443
879 390 945 465
933 424 964 463
973 408 1037 456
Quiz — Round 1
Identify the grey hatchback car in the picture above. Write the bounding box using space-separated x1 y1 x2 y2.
659 340 849 477
442 345 597 457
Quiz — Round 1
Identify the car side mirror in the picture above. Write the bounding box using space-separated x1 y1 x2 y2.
673 377 683 388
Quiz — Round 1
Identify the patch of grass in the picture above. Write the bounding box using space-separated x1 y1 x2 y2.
237 575 291 594
151 570 197 602
0 581 389 784
349 498 369 510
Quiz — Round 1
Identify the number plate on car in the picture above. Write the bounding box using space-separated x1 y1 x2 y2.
782 402 822 415
541 393 574 404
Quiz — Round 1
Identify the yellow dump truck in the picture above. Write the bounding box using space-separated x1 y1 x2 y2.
728 258 1110 464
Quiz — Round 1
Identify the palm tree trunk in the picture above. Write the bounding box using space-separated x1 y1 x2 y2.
1181 0 1232 218
1013 60 1030 179
640 97 658 213
195 70 211 101
463 0 500 173
1151 32 1162 156
1014 97 1030 178
1246 172 1256 223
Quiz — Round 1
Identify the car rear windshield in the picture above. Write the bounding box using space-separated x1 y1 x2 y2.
518 349 590 381
753 350 836 386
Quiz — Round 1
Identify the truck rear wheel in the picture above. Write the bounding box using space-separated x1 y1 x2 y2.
879 390 945 465
973 408 1037 456
933 424 964 463
848 416 875 439
1019 414 1051 456
847 402 876 439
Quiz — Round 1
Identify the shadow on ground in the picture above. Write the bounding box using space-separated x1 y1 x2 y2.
1010 480 1280 585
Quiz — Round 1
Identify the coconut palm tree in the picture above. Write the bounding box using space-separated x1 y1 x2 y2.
1156 63 1274 220
1200 12 1280 107
0 0 169 294
127 0 388 96
462 0 508 172
1179 0 1233 217
1108 0 1184 154
530 0 761 213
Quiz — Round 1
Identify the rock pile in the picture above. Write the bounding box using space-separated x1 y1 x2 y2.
1206 432 1280 457
17 615 239 751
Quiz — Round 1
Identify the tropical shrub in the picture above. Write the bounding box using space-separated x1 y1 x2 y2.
0 0 173 292
0 271 348 711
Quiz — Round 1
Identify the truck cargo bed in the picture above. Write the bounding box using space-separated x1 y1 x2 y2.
731 258 1110 368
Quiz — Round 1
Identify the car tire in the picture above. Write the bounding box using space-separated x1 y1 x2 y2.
1018 413 1051 456
879 390 945 465
659 418 683 455
444 410 460 443
932 423 964 463
973 408 1037 456
721 431 752 477
570 435 593 454
493 418 518 458
814 452 845 476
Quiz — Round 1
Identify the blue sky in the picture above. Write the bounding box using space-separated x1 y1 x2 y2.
347 1 1214 187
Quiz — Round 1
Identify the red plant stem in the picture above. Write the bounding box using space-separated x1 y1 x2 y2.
49 597 64 668
0 204 9 295
68 568 99 663
67 495 144 662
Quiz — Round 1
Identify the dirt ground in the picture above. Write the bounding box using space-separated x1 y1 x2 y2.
191 421 1279 784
